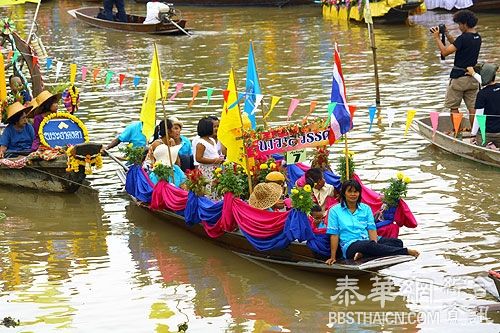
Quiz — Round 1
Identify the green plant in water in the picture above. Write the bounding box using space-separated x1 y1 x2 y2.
381 172 411 208
152 162 173 182
119 143 145 165
336 149 355 183
290 185 315 214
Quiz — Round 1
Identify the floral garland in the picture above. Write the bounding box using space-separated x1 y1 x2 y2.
0 18 15 35
38 112 89 148
62 84 80 114
65 145 103 175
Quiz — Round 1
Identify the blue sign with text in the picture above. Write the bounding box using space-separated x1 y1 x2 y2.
42 119 85 148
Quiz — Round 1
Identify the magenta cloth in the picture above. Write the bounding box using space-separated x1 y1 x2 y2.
353 174 383 214
394 199 418 228
233 197 289 236
31 113 44 151
308 216 327 234
377 223 400 238
202 193 238 238
151 180 188 211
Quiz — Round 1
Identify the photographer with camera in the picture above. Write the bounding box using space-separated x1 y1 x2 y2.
431 10 482 132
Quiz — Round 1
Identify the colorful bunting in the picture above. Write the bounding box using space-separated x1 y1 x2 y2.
404 109 416 136
287 98 300 120
429 111 439 139
69 63 77 84
451 113 463 137
386 108 395 128
32 55 38 66
169 82 184 101
206 88 214 104
11 50 20 63
118 73 126 87
55 61 63 81
303 100 318 121
105 70 114 88
81 65 88 81
264 96 281 119
251 94 264 115
188 84 201 108
46 57 52 70
368 105 376 132
476 114 486 145
471 109 483 136
326 102 338 126
133 75 140 87
92 67 100 82
7 50 13 61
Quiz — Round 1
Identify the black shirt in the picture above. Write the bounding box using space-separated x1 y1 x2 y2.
475 83 500 133
451 32 481 79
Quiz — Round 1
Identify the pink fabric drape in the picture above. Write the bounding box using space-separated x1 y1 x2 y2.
202 193 238 238
151 180 188 211
232 197 289 236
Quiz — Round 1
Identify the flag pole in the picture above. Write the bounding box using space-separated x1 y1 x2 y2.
153 42 175 184
27 0 41 44
365 0 381 106
250 40 268 130
343 134 349 181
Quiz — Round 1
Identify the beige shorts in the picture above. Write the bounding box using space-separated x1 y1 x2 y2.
444 76 480 110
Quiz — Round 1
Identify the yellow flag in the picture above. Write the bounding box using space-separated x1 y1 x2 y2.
69 63 77 84
404 109 417 136
0 0 40 4
0 52 6 103
264 96 281 119
140 46 163 140
218 68 246 170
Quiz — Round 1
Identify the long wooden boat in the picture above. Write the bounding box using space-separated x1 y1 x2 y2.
411 115 500 168
0 143 101 193
323 0 425 25
68 7 188 35
424 0 500 11
117 169 416 276
134 0 314 6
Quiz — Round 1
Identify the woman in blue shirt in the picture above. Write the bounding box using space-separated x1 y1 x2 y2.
0 102 34 159
325 180 419 265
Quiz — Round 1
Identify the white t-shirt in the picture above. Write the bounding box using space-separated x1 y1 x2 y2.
143 2 170 25
192 136 222 165
195 137 219 165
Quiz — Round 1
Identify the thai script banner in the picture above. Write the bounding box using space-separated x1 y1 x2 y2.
249 129 330 155
42 119 86 148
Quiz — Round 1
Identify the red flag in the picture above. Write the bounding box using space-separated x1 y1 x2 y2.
119 73 126 87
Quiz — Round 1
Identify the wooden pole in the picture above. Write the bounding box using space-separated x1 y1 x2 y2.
153 42 175 184
27 0 41 44
368 22 381 106
343 134 349 181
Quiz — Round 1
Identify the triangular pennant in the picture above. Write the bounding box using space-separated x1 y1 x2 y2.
105 70 114 88
368 105 376 132
348 105 357 123
471 109 484 135
92 67 100 82
188 84 201 108
11 50 20 64
228 92 246 110
429 111 439 139
81 65 88 81
251 94 264 115
133 75 140 87
451 113 463 137
206 88 214 105
7 50 13 61
46 57 53 70
325 102 338 126
163 80 170 99
287 98 300 120
263 96 281 119
386 109 396 128
476 114 486 145
32 56 38 66
118 73 126 87
404 109 417 136
55 61 63 81
222 90 230 103
69 63 77 84
168 82 184 101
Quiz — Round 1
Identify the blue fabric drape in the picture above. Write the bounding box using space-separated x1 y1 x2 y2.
238 209 314 252
286 164 342 190
184 192 223 226
125 165 153 203
306 233 331 258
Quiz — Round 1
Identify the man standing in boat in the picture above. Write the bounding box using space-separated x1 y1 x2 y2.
101 0 127 23
431 10 481 130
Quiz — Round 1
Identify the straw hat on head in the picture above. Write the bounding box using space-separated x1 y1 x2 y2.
265 171 285 184
248 182 283 210
169 116 183 128
5 102 32 124
32 90 61 115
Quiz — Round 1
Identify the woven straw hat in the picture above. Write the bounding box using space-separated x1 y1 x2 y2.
5 102 32 123
265 171 285 183
32 90 61 115
248 182 283 210
169 116 183 128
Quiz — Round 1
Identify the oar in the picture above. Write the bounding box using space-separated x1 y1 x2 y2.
104 149 129 171
165 17 191 37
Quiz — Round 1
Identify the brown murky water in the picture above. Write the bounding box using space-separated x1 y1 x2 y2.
0 1 499 332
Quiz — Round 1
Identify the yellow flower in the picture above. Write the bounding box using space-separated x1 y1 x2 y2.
291 188 299 195
269 162 277 169
127 143 133 148
396 172 404 180
299 195 303 199
260 163 268 170
303 184 312 192
153 161 161 168
403 176 411 184
215 167 222 174
223 161 231 166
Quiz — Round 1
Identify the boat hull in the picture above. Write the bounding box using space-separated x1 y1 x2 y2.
71 7 188 35
411 116 500 168
134 0 314 6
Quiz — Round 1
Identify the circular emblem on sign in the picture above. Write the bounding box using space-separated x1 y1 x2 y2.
39 112 89 148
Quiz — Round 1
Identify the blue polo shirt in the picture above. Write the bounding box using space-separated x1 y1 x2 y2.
326 202 376 258
179 135 192 156
118 121 147 148
0 123 35 152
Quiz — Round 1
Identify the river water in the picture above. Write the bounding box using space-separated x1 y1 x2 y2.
0 1 499 332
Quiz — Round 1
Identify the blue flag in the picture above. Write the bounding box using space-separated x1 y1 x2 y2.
244 42 261 129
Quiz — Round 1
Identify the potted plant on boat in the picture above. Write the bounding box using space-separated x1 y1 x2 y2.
152 162 173 183
336 149 355 183
290 185 315 215
119 143 145 165
378 172 411 226
185 168 209 197
213 161 249 199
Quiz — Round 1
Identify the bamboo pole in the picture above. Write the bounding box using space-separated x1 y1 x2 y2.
343 134 349 181
153 42 175 184
367 22 381 106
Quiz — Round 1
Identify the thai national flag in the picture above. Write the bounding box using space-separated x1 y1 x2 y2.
330 43 352 140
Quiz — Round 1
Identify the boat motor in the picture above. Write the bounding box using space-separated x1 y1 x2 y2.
158 3 177 23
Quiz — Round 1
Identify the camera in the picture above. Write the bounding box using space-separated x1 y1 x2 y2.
438 24 446 34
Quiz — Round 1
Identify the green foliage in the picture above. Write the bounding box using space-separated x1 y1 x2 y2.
152 162 173 182
336 150 355 183
290 186 315 215
119 144 145 165
185 169 209 196
213 162 249 199
381 172 410 208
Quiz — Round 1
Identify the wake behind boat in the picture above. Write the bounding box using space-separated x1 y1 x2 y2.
68 7 188 35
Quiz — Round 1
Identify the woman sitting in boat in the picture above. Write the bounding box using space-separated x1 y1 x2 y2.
168 116 193 171
248 182 284 212
146 119 186 187
300 168 338 210
0 102 34 159
30 90 62 152
325 179 419 265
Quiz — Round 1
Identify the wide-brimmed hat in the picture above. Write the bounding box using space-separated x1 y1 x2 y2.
32 90 61 115
169 116 183 128
248 182 283 210
479 63 498 86
265 171 285 183
5 102 32 124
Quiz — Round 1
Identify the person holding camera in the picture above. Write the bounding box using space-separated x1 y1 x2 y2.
431 10 482 131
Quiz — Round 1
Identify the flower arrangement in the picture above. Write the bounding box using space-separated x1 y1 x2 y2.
152 162 173 182
213 162 249 199
381 172 411 208
119 143 145 165
311 146 331 171
290 185 315 214
185 169 209 196
336 149 355 183
251 157 284 184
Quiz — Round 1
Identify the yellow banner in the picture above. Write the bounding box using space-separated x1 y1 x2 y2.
0 0 40 5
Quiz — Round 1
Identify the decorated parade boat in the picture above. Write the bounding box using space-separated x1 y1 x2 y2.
411 115 500 168
424 0 500 11
134 0 315 6
68 7 188 35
